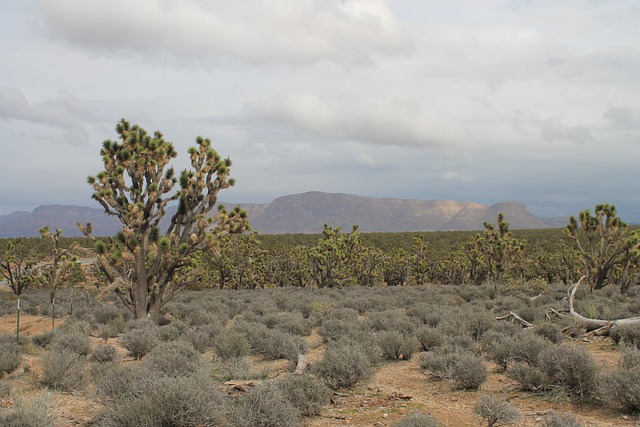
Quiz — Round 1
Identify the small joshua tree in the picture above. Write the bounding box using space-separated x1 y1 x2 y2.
1 239 45 341
39 227 78 328
79 119 248 322
465 213 524 293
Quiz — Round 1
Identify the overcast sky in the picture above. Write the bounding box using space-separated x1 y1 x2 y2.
1 0 638 223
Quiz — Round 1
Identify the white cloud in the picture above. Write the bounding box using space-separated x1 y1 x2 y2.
0 87 76 128
443 171 473 183
603 107 640 131
37 0 412 66
355 153 377 166
509 110 597 144
244 93 467 148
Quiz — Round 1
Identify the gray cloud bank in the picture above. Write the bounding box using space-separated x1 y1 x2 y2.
0 0 638 223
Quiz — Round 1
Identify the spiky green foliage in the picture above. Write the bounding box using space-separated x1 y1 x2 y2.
309 225 373 288
464 213 525 291
0 238 45 296
204 232 267 289
79 119 249 322
564 204 639 292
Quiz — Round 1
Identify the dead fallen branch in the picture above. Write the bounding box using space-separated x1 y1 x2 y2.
495 311 534 328
567 276 640 332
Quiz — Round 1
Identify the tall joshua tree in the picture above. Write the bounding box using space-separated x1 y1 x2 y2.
564 204 639 292
78 119 247 322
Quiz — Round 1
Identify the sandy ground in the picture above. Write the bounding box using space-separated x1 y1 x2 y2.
1 316 637 427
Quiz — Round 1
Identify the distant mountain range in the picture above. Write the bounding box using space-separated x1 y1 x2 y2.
0 191 567 238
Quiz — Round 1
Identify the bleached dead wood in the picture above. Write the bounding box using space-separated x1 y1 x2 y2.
567 275 640 332
495 311 534 328
294 353 309 374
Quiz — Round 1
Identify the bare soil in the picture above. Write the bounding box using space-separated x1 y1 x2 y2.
1 315 637 427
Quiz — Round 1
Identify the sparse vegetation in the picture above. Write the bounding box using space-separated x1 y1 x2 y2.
0 334 21 377
474 394 521 427
1 215 640 426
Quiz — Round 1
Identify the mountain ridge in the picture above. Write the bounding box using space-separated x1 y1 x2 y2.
0 191 567 237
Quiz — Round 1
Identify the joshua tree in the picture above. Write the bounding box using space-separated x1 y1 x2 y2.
308 225 363 288
564 204 639 292
1 238 45 340
465 213 525 293
78 119 248 322
39 227 78 328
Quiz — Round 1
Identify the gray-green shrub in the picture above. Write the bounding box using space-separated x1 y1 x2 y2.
0 396 55 427
313 340 375 390
543 411 581 427
451 353 488 390
40 348 85 392
90 344 118 363
93 370 224 427
612 324 640 349
393 411 439 427
485 332 550 372
214 330 251 360
533 323 564 344
506 362 551 392
120 326 159 359
225 381 300 427
52 331 91 356
31 330 57 348
599 365 640 412
419 347 462 380
0 334 21 377
377 331 420 361
538 345 598 396
416 326 444 351
275 374 330 416
144 340 200 377
474 394 521 427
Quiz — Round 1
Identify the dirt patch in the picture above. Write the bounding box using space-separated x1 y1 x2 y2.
1 315 637 427
0 315 64 337
306 341 634 427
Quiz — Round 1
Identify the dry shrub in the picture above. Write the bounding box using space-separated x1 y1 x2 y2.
416 326 444 351
90 344 118 363
0 395 55 427
451 353 488 390
599 365 640 413
485 332 550 372
52 331 91 356
120 326 159 359
538 345 598 397
214 330 251 360
225 381 300 427
474 394 520 427
393 411 439 427
40 348 85 392
506 362 551 392
543 411 581 427
312 340 375 390
274 373 330 416
377 331 420 361
0 334 21 377
143 340 200 377
93 369 224 427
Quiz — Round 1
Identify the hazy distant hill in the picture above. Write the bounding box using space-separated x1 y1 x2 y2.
0 192 565 237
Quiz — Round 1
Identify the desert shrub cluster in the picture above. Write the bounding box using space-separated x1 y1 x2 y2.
1 270 639 425
0 334 21 377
